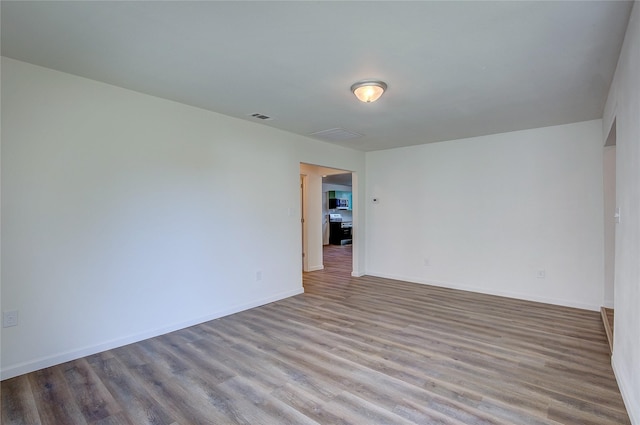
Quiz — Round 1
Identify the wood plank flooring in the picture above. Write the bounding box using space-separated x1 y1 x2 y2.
2 245 629 424
321 244 353 276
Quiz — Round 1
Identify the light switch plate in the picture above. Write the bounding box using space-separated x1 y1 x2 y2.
3 310 18 328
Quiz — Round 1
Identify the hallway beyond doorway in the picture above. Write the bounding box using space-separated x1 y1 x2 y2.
304 245 352 283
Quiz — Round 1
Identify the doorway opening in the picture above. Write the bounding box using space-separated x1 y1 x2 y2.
602 117 616 354
323 172 354 276
299 163 355 278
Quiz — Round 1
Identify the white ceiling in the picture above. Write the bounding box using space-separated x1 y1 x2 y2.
323 173 353 187
1 1 632 152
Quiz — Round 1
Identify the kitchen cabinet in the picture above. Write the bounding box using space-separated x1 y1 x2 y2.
328 190 352 210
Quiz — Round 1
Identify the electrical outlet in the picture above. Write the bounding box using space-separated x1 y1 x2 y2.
536 270 546 279
423 258 430 266
3 310 18 328
256 270 262 281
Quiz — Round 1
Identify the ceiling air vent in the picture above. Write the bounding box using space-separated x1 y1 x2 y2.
308 128 363 141
250 113 272 120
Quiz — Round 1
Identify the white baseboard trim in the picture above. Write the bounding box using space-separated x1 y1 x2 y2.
351 271 365 277
613 354 639 425
365 271 601 311
307 265 324 272
0 287 304 380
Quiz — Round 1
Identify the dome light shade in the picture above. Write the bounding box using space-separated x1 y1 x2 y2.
351 80 387 103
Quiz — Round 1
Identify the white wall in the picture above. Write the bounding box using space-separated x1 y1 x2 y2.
0 58 365 379
366 120 605 311
300 164 325 271
603 3 640 423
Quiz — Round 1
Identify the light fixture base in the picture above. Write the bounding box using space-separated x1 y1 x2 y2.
351 80 387 103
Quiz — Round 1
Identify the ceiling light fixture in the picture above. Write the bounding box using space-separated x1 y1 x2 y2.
351 80 387 103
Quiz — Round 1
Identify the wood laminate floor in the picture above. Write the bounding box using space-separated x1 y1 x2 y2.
2 246 629 424
321 244 353 276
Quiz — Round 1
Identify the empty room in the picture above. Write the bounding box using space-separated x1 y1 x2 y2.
1 2 639 424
